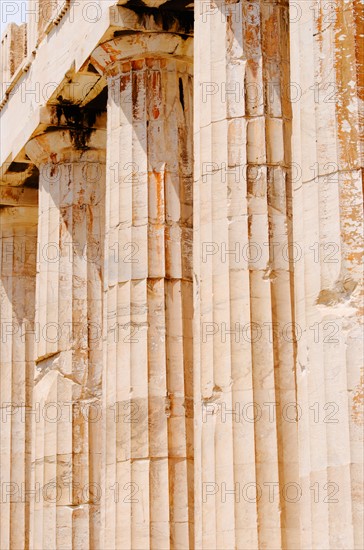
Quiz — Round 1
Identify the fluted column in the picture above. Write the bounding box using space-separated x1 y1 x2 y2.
25 121 106 549
194 1 299 548
290 1 363 548
0 205 37 550
91 32 194 549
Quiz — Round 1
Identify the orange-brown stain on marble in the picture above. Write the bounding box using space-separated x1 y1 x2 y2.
101 41 122 65
316 0 324 67
263 6 279 61
50 152 58 176
334 0 360 169
132 70 146 120
87 202 94 230
120 73 131 93
91 58 105 74
132 59 144 71
149 69 161 120
243 2 262 79
333 1 363 286
1 186 22 202
226 13 234 56
353 0 364 99
352 369 364 425
121 61 131 73
151 169 165 225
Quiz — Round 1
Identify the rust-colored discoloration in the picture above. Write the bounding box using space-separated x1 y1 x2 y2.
147 67 162 121
152 105 160 119
149 169 165 224
90 58 105 75
155 169 164 224
262 5 279 62
243 2 261 79
132 70 146 120
49 152 58 176
121 61 131 73
1 186 24 202
100 40 122 65
120 73 131 93
352 369 364 425
334 0 360 169
87 203 94 230
331 1 364 317
316 0 324 70
3 22 27 79
226 13 234 55
146 57 158 69
132 59 145 71
353 0 364 104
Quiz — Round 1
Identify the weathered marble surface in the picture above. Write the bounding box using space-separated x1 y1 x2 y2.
0 0 362 548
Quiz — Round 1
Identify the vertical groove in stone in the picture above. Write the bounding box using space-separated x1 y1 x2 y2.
289 3 330 547
197 7 217 547
193 10 203 547
227 3 260 549
0 206 37 550
314 21 351 548
145 59 170 549
261 2 301 548
163 59 194 550
244 1 282 545
226 3 259 540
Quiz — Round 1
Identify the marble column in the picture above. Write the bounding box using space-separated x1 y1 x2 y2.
91 32 194 549
290 0 363 548
194 1 299 548
0 205 37 550
25 119 106 549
